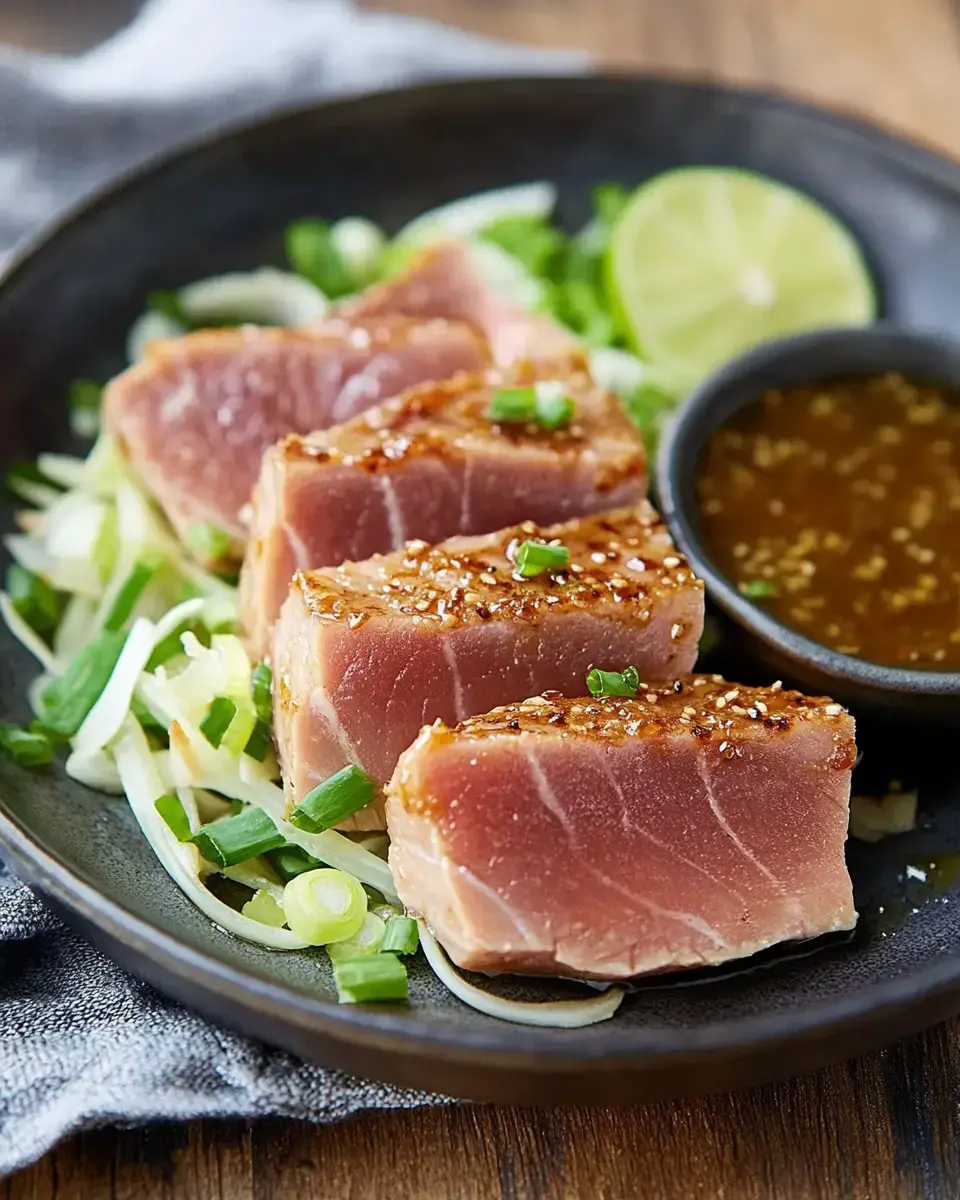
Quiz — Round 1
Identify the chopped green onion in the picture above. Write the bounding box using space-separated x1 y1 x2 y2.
147 289 191 327
250 662 273 723
282 868 367 945
267 844 322 882
132 696 169 747
243 719 272 762
199 696 237 748
513 540 570 578
146 619 207 671
0 722 53 768
586 665 640 699
241 888 287 928
326 911 386 962
68 379 103 415
39 629 127 736
6 565 63 635
534 390 575 432
593 182 630 227
489 387 537 424
380 914 419 956
290 765 375 833
334 953 408 1004
479 215 563 277
739 579 777 599
184 522 234 562
192 805 284 869
285 220 352 298
155 792 193 842
103 559 158 632
93 508 119 581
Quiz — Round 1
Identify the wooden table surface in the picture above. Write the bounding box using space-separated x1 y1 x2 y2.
4 0 960 1196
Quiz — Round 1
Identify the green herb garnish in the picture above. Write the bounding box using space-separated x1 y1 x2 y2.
290 765 376 833
586 666 640 699
192 806 285 869
513 540 570 578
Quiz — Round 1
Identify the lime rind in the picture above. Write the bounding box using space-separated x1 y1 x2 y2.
606 167 876 392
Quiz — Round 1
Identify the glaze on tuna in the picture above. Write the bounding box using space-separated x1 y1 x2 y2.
240 356 647 656
386 681 857 978
272 505 704 829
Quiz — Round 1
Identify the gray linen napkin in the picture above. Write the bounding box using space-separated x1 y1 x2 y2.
0 0 585 1174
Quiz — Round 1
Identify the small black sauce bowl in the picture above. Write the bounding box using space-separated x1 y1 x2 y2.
657 325 960 725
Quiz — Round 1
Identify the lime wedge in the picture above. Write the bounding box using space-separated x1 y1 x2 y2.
607 168 876 391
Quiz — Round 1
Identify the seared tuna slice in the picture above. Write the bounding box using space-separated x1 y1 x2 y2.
336 241 577 365
240 356 647 657
387 681 857 979
103 317 487 563
272 505 704 829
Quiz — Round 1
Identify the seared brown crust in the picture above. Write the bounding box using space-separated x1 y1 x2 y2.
292 504 702 630
277 351 638 471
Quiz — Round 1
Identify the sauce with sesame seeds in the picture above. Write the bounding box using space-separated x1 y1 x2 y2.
698 374 960 669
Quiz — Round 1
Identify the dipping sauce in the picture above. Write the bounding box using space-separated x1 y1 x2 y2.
698 373 960 669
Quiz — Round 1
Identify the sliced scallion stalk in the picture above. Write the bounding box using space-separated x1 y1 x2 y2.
326 911 386 962
241 888 287 928
199 696 237 748
282 868 367 945
585 665 640 699
68 379 103 416
192 805 285 869
185 522 234 563
103 559 158 632
6 564 63 635
513 540 570 578
334 953 408 1004
285 220 352 298
39 629 127 736
380 914 419 956
154 792 193 842
739 579 777 599
489 386 537 424
0 722 54 768
267 844 322 883
290 765 375 833
242 719 272 762
534 390 575 431
250 662 272 723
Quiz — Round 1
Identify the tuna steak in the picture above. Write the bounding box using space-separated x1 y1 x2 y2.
103 317 487 563
272 505 704 829
240 356 647 657
386 680 857 979
336 241 577 365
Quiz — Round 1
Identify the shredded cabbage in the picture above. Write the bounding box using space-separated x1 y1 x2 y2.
179 268 328 327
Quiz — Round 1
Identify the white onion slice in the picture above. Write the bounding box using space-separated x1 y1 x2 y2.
418 924 624 1028
65 747 124 794
179 268 328 327
72 598 204 757
114 718 307 950
36 453 87 490
589 347 655 398
466 240 546 311
396 182 557 246
127 310 186 363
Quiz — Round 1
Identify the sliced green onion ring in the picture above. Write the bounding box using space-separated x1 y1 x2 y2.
586 666 640 698
513 540 570 578
333 953 408 1004
290 765 375 832
282 867 367 946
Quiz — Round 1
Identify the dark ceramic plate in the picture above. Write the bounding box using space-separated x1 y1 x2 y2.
2 76 960 1105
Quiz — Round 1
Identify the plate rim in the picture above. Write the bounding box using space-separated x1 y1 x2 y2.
2 72 960 1073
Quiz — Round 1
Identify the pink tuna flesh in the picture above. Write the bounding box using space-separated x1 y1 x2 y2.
240 354 646 657
103 317 487 563
386 681 857 979
335 241 577 366
272 504 704 829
